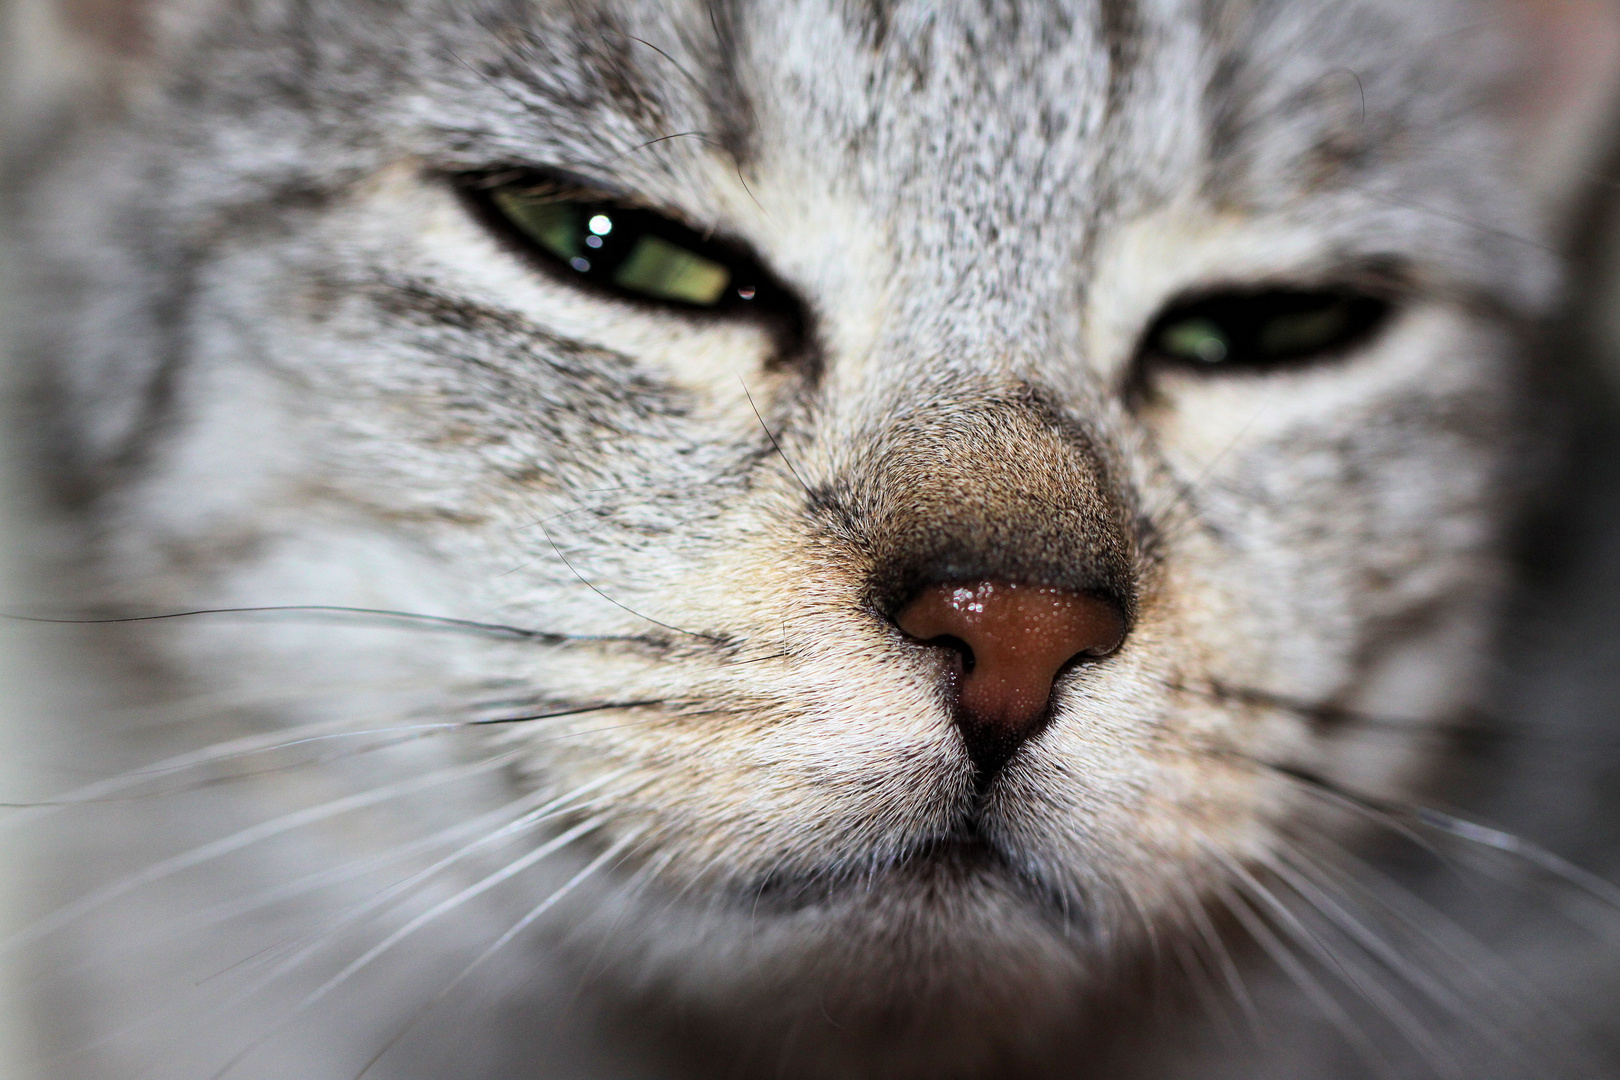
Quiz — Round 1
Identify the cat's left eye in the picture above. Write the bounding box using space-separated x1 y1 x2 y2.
1142 288 1394 373
465 172 795 320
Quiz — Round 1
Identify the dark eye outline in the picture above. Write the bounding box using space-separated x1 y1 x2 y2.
457 168 807 348
1135 284 1399 383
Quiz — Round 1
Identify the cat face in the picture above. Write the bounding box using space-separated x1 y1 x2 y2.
16 0 1618 1071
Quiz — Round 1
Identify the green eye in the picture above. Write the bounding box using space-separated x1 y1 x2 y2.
613 234 731 305
1158 318 1230 365
1148 289 1392 371
475 175 787 314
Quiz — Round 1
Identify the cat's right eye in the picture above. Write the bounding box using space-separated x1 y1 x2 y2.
464 171 799 326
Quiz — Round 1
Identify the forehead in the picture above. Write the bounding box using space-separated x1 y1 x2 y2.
428 0 1520 298
485 0 1482 193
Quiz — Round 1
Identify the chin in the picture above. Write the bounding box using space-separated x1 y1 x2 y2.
555 831 1154 1080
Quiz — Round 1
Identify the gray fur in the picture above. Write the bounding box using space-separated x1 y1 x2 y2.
3 1 1619 1077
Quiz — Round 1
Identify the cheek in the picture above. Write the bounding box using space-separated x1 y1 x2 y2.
1131 311 1513 671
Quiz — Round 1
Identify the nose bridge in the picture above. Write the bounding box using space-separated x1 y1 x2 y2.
845 388 1135 616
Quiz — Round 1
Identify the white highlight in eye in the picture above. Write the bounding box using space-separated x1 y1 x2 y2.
588 214 613 236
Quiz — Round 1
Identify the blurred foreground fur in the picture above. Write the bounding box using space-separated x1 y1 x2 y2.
5 1 1620 1077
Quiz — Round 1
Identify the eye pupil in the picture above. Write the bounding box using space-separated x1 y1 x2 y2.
1258 302 1349 357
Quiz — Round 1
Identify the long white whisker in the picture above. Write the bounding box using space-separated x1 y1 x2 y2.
221 771 633 985
1415 808 1620 915
0 694 642 813
1275 837 1573 1071
3 751 521 953
1168 875 1261 1037
0 691 484 821
209 814 614 1080
352 826 646 1080
1222 853 1459 1077
1262 850 1470 1019
1211 869 1393 1076
64 790 544 983
43 803 546 1067
63 775 629 1068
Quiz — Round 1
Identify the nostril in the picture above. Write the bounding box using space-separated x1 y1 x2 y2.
895 580 1126 776
913 634 975 674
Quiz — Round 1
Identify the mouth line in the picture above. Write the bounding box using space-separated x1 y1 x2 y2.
736 823 1085 930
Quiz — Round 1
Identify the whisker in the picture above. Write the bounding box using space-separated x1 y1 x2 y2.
741 378 816 499
1223 851 1459 1076
468 699 667 726
1266 847 1473 1020
2 751 522 954
134 791 555 968
532 519 728 644
0 732 444 809
0 699 653 813
1273 836 1575 1065
0 604 583 642
1252 756 1620 916
618 130 711 159
1257 852 1481 1072
727 650 790 666
1176 677 1494 741
1414 808 1620 916
1169 874 1261 1036
73 775 635 1067
1165 909 1243 1047
43 793 555 1066
1141 404 1270 551
217 773 633 989
1210 862 1395 1075
1353 187 1557 256
209 815 615 1080
351 825 646 1080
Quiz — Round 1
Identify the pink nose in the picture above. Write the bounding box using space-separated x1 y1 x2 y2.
896 580 1126 774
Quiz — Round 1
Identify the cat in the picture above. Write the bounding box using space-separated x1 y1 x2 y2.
5 0 1620 1077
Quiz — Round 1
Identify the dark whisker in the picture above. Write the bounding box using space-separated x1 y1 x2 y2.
741 378 816 498
619 130 711 159
533 520 729 644
0 604 646 645
468 699 667 726
624 35 706 97
726 650 790 666
1353 187 1557 256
